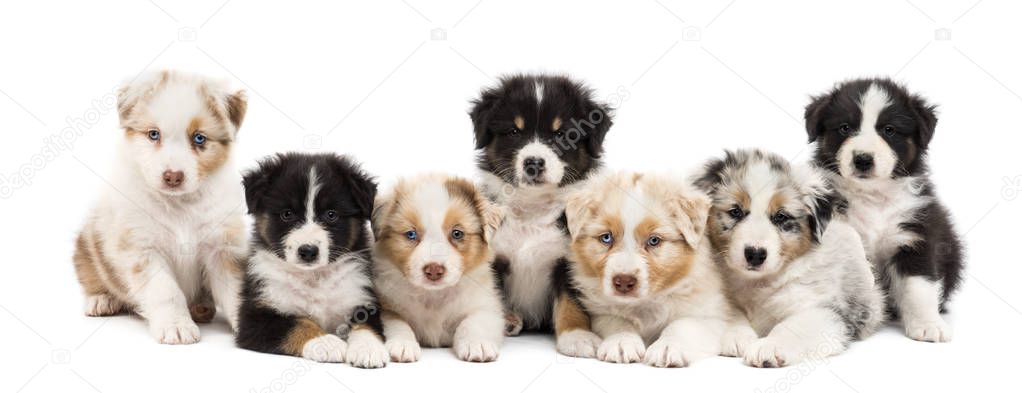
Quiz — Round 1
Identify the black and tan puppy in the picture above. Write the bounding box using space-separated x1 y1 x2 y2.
235 153 388 368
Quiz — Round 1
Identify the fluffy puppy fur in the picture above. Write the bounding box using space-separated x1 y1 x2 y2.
470 74 612 334
557 171 738 367
805 78 963 342
72 70 247 344
235 153 388 369
695 149 883 367
371 174 505 362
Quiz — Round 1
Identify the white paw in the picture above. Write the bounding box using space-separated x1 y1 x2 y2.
720 327 758 357
302 334 347 363
346 333 388 369
904 318 953 343
557 330 602 358
743 337 802 368
454 338 500 362
386 339 421 363
643 338 701 368
596 333 645 364
84 294 124 316
149 319 200 345
504 312 523 336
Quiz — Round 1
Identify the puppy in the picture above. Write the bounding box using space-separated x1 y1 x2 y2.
557 171 736 367
470 74 613 334
235 153 388 369
371 174 505 362
695 149 883 367
72 70 247 344
805 78 963 342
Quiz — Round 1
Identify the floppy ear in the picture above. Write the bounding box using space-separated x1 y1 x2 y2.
804 91 834 143
692 156 727 194
793 164 835 243
469 88 501 150
477 198 505 243
668 190 711 249
583 100 613 158
116 71 166 126
342 162 378 220
910 94 938 149
224 89 248 132
564 188 596 239
370 191 392 240
242 155 283 214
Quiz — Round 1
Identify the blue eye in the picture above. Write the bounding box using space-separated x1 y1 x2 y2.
147 129 160 141
405 230 418 241
599 232 613 245
192 132 207 145
647 235 661 247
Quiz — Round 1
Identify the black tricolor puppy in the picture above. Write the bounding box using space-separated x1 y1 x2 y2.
804 78 964 342
470 74 612 335
235 153 388 368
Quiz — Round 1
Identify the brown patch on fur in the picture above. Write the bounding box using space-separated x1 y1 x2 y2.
571 214 621 282
780 219 814 262
73 224 132 314
636 216 696 293
514 116 525 130
552 117 562 131
443 200 490 273
768 192 789 216
351 323 384 340
553 293 590 336
280 318 327 356
189 289 216 323
375 196 422 275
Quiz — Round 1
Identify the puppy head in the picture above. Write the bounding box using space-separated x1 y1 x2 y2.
118 70 247 196
805 78 937 182
565 172 710 301
243 153 376 270
694 150 836 277
372 174 503 290
470 74 612 188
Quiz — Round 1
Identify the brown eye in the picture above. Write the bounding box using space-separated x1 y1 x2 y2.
451 229 464 240
728 206 745 220
838 124 851 135
322 210 338 222
883 125 896 137
280 209 296 222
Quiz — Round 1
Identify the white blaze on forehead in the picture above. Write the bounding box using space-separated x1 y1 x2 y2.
283 166 330 268
535 81 545 104
858 84 891 133
743 162 778 211
306 166 321 221
838 83 898 178
602 187 651 297
410 182 450 243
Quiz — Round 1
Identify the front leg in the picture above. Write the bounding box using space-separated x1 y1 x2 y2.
235 303 346 362
127 251 199 344
345 323 389 369
890 267 952 342
205 249 244 331
553 293 601 358
453 309 504 362
720 314 758 357
382 311 421 362
592 314 645 364
644 317 725 367
743 308 849 368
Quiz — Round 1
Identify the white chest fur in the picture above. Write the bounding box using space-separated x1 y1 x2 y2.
837 177 931 268
250 251 373 334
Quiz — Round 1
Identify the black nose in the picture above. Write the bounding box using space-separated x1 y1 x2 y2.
744 246 767 267
853 153 874 172
523 157 546 179
297 244 319 262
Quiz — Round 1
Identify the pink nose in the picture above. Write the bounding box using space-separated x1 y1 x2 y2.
162 170 184 187
423 263 446 282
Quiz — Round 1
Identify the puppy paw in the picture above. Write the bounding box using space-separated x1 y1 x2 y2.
84 294 125 317
643 338 701 368
904 318 953 343
454 338 500 362
386 339 421 363
504 312 523 336
346 334 388 369
743 337 802 368
720 326 758 357
149 319 200 345
556 330 602 358
596 333 645 364
188 302 216 324
302 334 347 363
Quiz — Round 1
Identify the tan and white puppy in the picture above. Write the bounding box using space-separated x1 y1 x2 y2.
557 171 737 367
372 174 505 362
72 70 248 344
695 149 883 367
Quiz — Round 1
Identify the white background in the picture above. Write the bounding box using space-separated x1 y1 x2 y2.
2 1 1020 392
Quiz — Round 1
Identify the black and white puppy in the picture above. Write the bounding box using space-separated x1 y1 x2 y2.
470 74 612 334
235 153 388 368
805 78 964 342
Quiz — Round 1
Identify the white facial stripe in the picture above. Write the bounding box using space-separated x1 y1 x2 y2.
535 81 544 104
858 84 891 129
602 190 650 297
282 166 330 269
306 166 320 222
729 162 783 274
406 182 464 288
838 83 898 179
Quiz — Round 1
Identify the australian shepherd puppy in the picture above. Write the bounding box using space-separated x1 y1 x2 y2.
235 153 387 369
556 171 737 367
470 74 613 334
805 78 963 342
695 149 883 367
371 174 505 362
72 70 248 344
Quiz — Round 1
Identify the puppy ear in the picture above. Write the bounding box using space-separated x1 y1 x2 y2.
477 198 505 243
370 191 392 240
792 164 836 243
116 71 166 126
242 155 283 214
692 155 728 193
564 188 596 239
225 89 248 132
341 159 378 220
668 190 711 249
582 100 613 158
910 94 938 149
469 88 501 150
804 91 834 143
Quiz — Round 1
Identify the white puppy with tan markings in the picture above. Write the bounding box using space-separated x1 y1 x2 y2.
557 171 739 367
72 70 248 344
694 149 884 368
372 174 506 362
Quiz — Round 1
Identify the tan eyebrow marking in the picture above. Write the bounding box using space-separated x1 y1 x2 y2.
514 116 525 130
552 117 562 131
